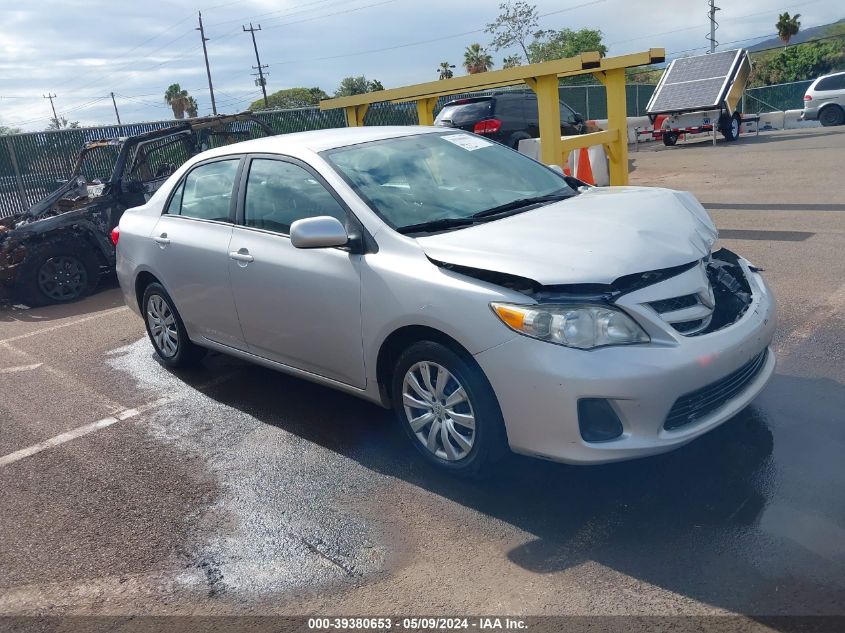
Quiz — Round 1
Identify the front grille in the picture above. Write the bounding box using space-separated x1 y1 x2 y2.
664 350 768 430
649 294 699 313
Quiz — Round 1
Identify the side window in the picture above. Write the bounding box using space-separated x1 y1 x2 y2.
172 159 239 222
815 75 845 91
523 95 539 125
559 101 578 124
165 180 185 215
243 159 347 235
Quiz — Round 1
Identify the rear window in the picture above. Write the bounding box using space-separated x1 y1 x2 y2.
435 100 493 125
815 74 845 91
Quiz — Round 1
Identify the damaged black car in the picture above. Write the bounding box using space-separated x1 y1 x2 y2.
0 112 273 306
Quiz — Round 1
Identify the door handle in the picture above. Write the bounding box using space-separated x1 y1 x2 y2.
154 233 170 248
229 249 254 263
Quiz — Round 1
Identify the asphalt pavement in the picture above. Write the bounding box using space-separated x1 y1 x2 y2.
0 127 843 629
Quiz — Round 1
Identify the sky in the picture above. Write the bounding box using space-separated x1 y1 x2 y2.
0 0 842 131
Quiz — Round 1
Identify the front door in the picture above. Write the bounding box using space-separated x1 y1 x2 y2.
150 157 245 350
228 156 365 388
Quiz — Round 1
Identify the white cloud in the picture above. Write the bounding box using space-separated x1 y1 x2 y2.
1 0 842 130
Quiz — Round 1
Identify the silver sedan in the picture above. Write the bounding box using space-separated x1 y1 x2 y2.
115 126 776 476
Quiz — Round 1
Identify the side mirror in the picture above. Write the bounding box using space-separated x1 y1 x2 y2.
574 112 584 123
290 216 349 249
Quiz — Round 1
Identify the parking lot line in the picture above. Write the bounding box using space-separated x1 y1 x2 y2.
0 305 130 345
0 396 173 468
0 363 42 374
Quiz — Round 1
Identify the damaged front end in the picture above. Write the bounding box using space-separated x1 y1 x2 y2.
434 247 755 339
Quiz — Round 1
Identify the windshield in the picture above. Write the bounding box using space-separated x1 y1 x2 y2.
323 132 574 233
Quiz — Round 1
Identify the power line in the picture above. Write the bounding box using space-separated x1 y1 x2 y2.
265 0 605 66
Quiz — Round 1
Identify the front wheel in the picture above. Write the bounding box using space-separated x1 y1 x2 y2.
662 132 679 146
142 283 206 368
391 341 508 477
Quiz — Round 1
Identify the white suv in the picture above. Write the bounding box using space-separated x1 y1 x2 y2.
802 71 845 126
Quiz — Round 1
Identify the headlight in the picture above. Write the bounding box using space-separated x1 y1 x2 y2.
491 302 649 349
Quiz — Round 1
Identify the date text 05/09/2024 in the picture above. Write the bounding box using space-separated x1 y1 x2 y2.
307 617 528 630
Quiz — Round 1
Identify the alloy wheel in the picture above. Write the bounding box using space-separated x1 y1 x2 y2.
37 255 87 301
402 361 476 461
146 294 179 358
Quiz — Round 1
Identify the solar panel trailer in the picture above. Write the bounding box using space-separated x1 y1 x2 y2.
644 49 752 146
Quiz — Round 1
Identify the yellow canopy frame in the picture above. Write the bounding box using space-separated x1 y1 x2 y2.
319 49 665 186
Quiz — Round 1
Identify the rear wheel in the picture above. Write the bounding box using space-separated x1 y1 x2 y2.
819 105 844 127
16 239 99 306
142 282 206 368
391 341 507 477
721 112 741 141
662 132 679 146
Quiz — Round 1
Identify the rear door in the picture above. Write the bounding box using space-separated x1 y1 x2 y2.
149 156 246 350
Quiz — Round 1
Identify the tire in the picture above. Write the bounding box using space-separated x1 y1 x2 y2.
662 132 679 146
508 131 532 150
391 341 508 477
819 105 844 127
721 112 741 141
15 238 100 307
141 282 206 368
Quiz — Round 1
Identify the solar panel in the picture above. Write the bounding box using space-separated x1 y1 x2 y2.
646 49 746 114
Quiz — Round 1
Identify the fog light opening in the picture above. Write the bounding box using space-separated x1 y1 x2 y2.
578 398 624 442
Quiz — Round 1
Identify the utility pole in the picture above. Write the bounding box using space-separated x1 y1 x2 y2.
243 23 269 108
43 93 58 125
110 92 122 125
707 0 720 54
197 11 218 115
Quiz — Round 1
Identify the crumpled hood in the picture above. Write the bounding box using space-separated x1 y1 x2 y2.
417 186 718 286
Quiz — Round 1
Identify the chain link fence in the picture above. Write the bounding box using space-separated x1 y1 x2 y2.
0 79 816 216
742 80 814 114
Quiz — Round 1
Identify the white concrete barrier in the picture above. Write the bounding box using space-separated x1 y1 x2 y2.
757 111 784 131
783 109 821 129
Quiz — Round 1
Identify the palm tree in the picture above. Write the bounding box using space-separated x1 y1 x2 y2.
776 12 801 44
164 83 189 119
185 96 198 118
463 43 494 74
437 62 455 80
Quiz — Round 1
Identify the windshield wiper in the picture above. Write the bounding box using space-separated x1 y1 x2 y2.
472 192 572 219
397 216 478 234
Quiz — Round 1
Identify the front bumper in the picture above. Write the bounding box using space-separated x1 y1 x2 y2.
474 265 776 464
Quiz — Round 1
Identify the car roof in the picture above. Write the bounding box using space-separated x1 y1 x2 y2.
199 125 444 158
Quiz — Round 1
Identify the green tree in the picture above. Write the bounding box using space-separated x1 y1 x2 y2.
527 28 607 63
464 43 494 74
164 83 189 119
752 40 842 85
186 96 198 118
437 62 456 80
334 76 383 97
250 86 329 111
776 12 801 44
46 116 79 130
0 123 21 136
485 1 539 62
502 54 523 69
